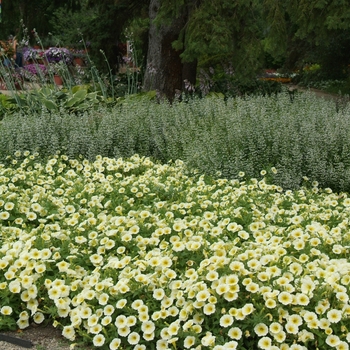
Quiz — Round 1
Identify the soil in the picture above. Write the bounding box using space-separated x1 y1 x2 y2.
0 324 92 350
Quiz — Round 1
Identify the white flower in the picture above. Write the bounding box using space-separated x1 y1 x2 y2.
127 332 140 345
201 332 216 347
222 340 238 349
98 293 109 305
92 334 105 347
33 312 45 324
116 299 127 309
285 322 298 334
103 304 115 315
0 306 13 315
219 314 233 327
327 309 342 323
203 303 216 315
254 323 268 336
228 327 242 340
326 334 340 347
184 336 196 348
278 291 293 305
153 288 165 300
109 338 121 350
101 316 112 326
62 325 75 341
258 336 272 349
141 321 155 334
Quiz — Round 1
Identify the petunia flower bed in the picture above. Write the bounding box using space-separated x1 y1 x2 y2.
0 152 350 350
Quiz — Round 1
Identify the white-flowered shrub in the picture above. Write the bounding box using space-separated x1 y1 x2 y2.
1 152 350 349
1 92 350 192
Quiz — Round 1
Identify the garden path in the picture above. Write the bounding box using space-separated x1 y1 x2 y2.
0 324 93 350
0 82 40 96
288 84 349 102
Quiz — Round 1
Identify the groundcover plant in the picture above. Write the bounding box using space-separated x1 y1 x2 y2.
0 152 350 350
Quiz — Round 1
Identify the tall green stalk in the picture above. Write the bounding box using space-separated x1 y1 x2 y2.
100 49 115 100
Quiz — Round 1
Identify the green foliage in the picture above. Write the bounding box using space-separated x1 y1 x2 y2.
49 3 97 48
262 0 288 60
1 84 110 117
165 0 265 81
0 95 18 120
1 92 350 193
196 65 282 98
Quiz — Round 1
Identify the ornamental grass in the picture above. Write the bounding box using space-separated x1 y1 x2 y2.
0 153 350 349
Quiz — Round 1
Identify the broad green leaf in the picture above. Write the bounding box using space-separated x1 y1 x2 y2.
42 98 58 110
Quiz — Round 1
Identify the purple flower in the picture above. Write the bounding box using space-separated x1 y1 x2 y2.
23 48 46 62
23 64 47 75
23 48 38 62
44 47 73 64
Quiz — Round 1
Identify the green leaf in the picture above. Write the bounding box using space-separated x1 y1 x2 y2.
65 90 88 108
42 98 58 110
73 89 88 100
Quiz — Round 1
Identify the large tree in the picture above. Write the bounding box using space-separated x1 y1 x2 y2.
142 0 197 100
143 0 265 99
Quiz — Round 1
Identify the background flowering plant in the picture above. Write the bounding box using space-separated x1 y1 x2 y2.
44 47 73 64
0 66 24 89
69 48 86 57
23 64 47 76
22 48 46 62
0 40 15 59
46 61 69 77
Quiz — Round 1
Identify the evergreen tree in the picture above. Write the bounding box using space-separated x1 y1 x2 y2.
144 0 266 99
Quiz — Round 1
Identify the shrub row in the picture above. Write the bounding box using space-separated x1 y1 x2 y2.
0 90 350 192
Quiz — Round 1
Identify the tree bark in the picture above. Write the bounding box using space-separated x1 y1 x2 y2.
143 0 196 101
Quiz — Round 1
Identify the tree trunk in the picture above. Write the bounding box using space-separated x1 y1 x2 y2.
143 0 196 101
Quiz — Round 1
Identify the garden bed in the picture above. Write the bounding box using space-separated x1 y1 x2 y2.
1 153 350 349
